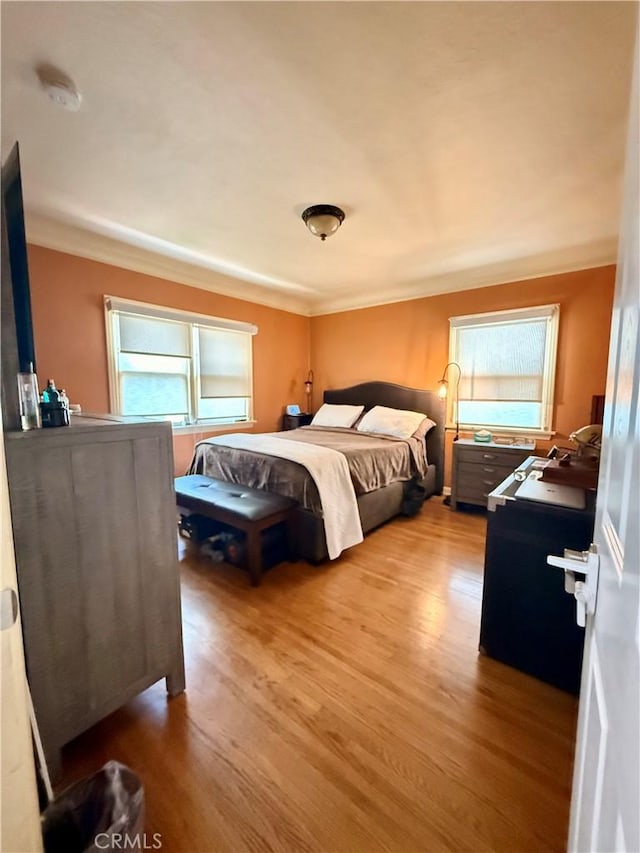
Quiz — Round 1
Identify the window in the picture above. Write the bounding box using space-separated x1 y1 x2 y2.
448 304 559 435
105 296 256 426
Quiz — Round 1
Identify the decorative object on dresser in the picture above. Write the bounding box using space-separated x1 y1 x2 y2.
450 437 535 510
480 456 594 693
4 415 185 779
282 411 313 431
541 457 599 491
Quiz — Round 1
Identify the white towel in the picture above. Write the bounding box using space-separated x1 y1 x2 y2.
205 433 363 559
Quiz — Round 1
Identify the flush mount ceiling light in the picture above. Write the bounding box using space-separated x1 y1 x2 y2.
301 204 345 241
36 64 82 112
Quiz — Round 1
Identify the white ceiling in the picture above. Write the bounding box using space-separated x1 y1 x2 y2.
1 2 637 316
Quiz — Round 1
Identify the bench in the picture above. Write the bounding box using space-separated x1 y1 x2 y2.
174 475 298 586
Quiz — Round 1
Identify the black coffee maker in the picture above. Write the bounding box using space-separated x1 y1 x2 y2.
40 379 70 427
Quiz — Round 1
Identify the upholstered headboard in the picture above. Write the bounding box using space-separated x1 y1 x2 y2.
323 381 445 494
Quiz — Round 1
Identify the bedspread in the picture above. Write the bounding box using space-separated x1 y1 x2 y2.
188 425 428 515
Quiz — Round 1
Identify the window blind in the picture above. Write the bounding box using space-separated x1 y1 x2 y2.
198 327 252 398
118 314 191 357
105 296 256 424
449 304 559 432
457 319 547 403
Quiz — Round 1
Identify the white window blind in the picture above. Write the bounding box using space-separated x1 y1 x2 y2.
105 296 256 425
198 327 252 398
449 304 559 433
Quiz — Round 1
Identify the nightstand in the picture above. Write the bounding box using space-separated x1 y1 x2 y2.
451 438 536 510
281 412 313 431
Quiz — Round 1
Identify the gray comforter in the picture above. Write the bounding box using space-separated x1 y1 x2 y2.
188 425 428 514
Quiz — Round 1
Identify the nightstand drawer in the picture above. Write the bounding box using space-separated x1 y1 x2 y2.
456 484 495 505
456 446 525 466
457 462 515 492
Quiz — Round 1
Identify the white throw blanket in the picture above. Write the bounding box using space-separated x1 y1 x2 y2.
205 433 363 559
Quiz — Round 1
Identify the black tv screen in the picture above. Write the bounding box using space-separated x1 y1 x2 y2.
2 142 36 373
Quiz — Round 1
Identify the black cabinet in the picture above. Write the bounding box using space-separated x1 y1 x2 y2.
281 412 313 430
480 459 594 694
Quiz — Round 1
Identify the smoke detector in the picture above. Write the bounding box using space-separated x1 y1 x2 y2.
37 65 82 112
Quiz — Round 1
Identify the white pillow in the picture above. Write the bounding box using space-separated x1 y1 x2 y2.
357 405 428 439
311 403 364 428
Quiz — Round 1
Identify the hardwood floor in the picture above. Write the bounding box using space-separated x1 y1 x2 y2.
60 500 578 852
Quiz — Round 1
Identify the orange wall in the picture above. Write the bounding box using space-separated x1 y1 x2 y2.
310 266 616 485
26 246 615 485
27 245 310 475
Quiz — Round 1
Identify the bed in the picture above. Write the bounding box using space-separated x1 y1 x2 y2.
188 381 445 562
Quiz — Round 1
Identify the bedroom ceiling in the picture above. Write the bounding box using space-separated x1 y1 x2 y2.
1 2 636 316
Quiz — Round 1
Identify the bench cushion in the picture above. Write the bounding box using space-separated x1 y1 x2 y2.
175 474 297 522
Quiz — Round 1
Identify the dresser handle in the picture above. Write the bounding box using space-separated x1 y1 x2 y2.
482 466 495 473
482 453 496 460
482 479 495 486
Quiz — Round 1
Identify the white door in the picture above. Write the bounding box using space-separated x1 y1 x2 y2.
567 24 640 853
0 415 43 852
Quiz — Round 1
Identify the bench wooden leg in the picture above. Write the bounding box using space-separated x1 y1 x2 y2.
246 528 263 586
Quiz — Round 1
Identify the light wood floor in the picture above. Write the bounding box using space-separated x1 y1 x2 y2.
61 500 578 852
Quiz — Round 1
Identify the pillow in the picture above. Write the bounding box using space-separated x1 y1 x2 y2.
311 403 364 428
357 405 429 439
412 416 437 440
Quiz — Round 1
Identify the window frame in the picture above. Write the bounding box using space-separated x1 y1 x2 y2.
104 296 257 429
447 303 560 439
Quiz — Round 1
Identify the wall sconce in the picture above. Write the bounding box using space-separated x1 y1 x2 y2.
301 205 345 241
304 370 314 413
438 361 462 441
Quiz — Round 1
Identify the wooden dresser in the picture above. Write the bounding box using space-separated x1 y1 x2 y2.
4 415 185 778
451 438 535 510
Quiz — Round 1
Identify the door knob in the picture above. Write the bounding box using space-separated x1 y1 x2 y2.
547 545 599 627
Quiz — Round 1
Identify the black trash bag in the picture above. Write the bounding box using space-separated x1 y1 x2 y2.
401 479 428 516
42 761 144 853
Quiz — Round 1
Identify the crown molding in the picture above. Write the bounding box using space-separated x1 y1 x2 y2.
25 212 618 319
308 240 619 315
25 212 314 317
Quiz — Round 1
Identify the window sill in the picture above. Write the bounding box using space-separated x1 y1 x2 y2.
172 421 257 436
446 424 556 441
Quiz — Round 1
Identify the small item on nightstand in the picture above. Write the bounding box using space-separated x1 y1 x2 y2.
40 378 70 428
473 429 492 443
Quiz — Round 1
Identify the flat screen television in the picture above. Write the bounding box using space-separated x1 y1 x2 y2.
2 142 37 428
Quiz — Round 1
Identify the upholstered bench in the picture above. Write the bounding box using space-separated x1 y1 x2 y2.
174 475 298 586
